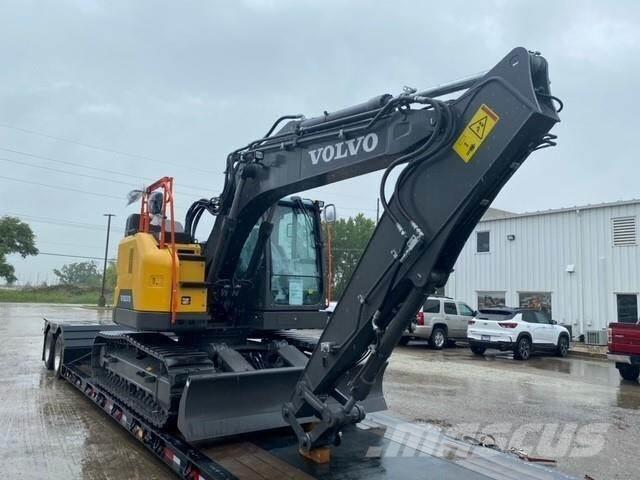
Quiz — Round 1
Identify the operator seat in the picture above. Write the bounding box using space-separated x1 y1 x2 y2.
124 212 192 243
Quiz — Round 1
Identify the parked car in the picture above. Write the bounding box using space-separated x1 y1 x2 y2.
467 307 570 360
607 322 640 382
400 296 476 349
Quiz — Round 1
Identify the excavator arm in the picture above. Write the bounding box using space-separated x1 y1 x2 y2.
201 47 560 450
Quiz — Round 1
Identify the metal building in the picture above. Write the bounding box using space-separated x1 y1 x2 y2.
445 200 640 336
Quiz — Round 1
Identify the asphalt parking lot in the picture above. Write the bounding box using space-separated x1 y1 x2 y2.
1 303 638 479
388 341 640 480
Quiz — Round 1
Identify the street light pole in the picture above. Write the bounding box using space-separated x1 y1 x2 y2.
98 214 115 307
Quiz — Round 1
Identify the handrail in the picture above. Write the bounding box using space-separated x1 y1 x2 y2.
137 176 178 325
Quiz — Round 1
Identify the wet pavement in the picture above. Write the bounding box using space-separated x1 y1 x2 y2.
1 303 637 479
387 341 640 480
0 303 174 479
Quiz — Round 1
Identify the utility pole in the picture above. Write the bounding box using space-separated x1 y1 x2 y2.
98 214 115 307
376 198 380 224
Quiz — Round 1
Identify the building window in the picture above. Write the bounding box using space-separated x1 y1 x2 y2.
612 216 637 246
476 231 490 253
617 294 638 323
519 292 552 316
477 291 505 309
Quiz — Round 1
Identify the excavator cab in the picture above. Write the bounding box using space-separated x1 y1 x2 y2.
232 197 328 330
113 178 328 332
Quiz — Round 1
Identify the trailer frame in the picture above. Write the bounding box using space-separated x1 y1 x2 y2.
43 318 235 480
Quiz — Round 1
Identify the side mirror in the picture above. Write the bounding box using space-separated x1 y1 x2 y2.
323 204 336 224
551 319 558 325
472 310 478 317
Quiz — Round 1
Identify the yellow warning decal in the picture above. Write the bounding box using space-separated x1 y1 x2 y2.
453 104 499 163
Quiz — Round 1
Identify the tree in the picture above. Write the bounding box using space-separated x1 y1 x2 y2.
326 213 376 300
105 261 117 290
0 216 38 284
53 261 101 286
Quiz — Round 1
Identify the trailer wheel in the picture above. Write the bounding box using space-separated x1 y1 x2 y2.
54 335 64 379
44 331 56 370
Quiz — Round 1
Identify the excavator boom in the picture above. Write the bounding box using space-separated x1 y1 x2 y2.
282 48 560 451
197 47 561 450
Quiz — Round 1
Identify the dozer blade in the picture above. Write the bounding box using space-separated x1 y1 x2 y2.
178 362 389 443
178 366 306 442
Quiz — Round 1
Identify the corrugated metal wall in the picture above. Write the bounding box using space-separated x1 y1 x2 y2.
445 202 640 334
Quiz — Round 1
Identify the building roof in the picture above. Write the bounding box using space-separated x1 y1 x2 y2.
481 207 516 221
480 198 640 222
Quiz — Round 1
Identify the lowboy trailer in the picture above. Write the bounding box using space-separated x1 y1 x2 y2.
43 318 574 480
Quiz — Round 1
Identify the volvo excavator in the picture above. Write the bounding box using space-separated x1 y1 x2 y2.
44 47 561 464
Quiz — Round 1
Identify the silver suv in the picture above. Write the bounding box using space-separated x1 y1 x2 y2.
400 296 476 349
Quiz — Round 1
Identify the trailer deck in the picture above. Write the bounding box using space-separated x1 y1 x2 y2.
43 317 575 480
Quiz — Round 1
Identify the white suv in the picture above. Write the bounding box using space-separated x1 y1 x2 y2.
467 307 570 360
400 296 476 349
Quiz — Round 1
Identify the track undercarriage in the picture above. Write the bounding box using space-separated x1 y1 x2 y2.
90 330 326 442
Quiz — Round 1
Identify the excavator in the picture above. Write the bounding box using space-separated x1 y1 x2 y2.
44 47 561 464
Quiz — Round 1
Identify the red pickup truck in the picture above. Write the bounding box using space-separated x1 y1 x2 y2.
608 322 640 382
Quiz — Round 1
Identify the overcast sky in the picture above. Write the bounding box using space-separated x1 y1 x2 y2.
1 0 639 284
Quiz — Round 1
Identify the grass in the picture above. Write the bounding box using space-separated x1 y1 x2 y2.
0 285 113 305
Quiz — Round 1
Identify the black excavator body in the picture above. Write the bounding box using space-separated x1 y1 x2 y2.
92 47 560 447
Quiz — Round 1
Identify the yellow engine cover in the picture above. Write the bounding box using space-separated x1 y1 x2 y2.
114 233 207 314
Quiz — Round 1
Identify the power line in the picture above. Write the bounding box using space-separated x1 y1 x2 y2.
38 240 117 251
0 175 193 217
0 174 124 199
0 146 213 195
38 251 116 261
0 122 218 174
340 207 377 213
0 156 139 188
0 155 209 201
0 213 123 232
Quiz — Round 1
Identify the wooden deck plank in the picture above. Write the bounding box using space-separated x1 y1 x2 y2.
202 441 315 480
251 449 315 480
235 453 283 479
216 457 264 480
